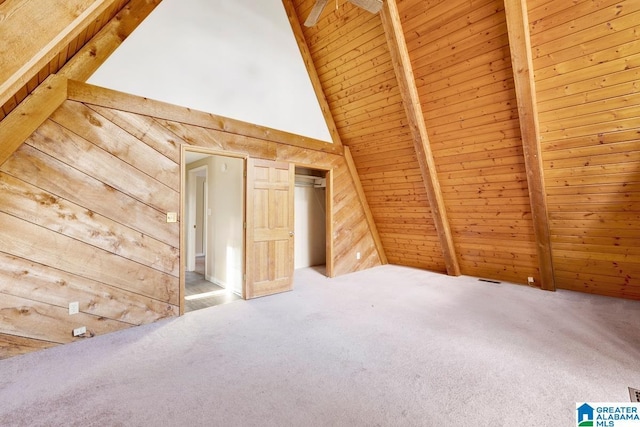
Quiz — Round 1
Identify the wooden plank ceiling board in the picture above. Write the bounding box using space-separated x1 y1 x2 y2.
528 0 640 299
292 0 447 272
397 0 541 285
59 0 162 82
380 0 460 276
0 0 130 118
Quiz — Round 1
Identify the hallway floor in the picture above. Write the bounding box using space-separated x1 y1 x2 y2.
185 256 242 312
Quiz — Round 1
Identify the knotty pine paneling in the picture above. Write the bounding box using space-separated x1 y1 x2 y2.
1 84 382 357
294 0 447 272
529 0 640 299
396 0 540 284
0 99 180 359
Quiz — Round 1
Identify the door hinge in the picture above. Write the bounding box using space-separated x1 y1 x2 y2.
244 222 247 229
243 274 246 282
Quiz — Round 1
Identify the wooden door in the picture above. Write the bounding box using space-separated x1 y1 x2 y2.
245 158 295 299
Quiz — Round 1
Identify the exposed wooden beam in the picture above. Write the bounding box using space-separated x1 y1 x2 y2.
282 0 388 267
380 0 460 276
503 0 555 291
60 0 162 82
344 146 388 265
281 0 343 147
0 75 68 167
0 0 120 109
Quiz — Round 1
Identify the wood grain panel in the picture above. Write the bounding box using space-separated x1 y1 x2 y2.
59 0 162 82
0 252 177 324
0 334 57 359
0 293 130 344
293 0 447 272
398 0 540 284
0 74 67 166
1 144 178 247
0 0 128 118
529 0 640 299
0 212 178 304
30 120 178 214
87 105 183 164
51 101 180 191
0 171 178 277
158 119 278 161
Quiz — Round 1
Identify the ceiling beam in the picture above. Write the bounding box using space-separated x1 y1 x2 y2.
281 0 343 147
0 75 67 167
380 0 460 276
60 0 162 82
503 0 555 291
0 0 121 110
282 0 387 266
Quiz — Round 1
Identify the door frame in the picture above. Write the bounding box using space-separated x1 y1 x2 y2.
180 146 248 315
186 165 207 273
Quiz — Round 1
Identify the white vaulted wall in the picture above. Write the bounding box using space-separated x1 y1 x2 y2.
88 0 331 141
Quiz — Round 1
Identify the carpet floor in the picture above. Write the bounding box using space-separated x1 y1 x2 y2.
1 265 639 426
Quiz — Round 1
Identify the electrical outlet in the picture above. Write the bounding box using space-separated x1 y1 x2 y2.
69 301 79 315
73 326 86 337
527 277 535 286
356 252 361 260
166 212 177 223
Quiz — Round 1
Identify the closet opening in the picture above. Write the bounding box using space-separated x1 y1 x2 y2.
294 166 331 277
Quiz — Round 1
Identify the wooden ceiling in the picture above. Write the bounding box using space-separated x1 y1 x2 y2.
1 0 638 299
0 0 160 121
285 0 639 298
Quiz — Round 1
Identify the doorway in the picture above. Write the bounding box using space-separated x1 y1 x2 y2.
184 150 244 312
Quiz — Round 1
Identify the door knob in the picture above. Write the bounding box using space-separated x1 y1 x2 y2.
289 231 295 237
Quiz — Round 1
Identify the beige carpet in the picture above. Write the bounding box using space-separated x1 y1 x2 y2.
1 265 639 426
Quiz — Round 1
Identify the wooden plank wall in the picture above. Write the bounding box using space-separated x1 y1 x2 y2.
295 0 447 272
0 84 381 358
528 0 640 298
396 0 540 284
0 100 180 359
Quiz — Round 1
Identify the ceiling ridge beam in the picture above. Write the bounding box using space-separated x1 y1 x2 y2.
59 0 163 82
380 0 461 276
503 0 555 291
281 0 343 148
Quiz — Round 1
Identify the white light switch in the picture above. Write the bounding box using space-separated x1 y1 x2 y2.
69 301 79 315
166 212 178 223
